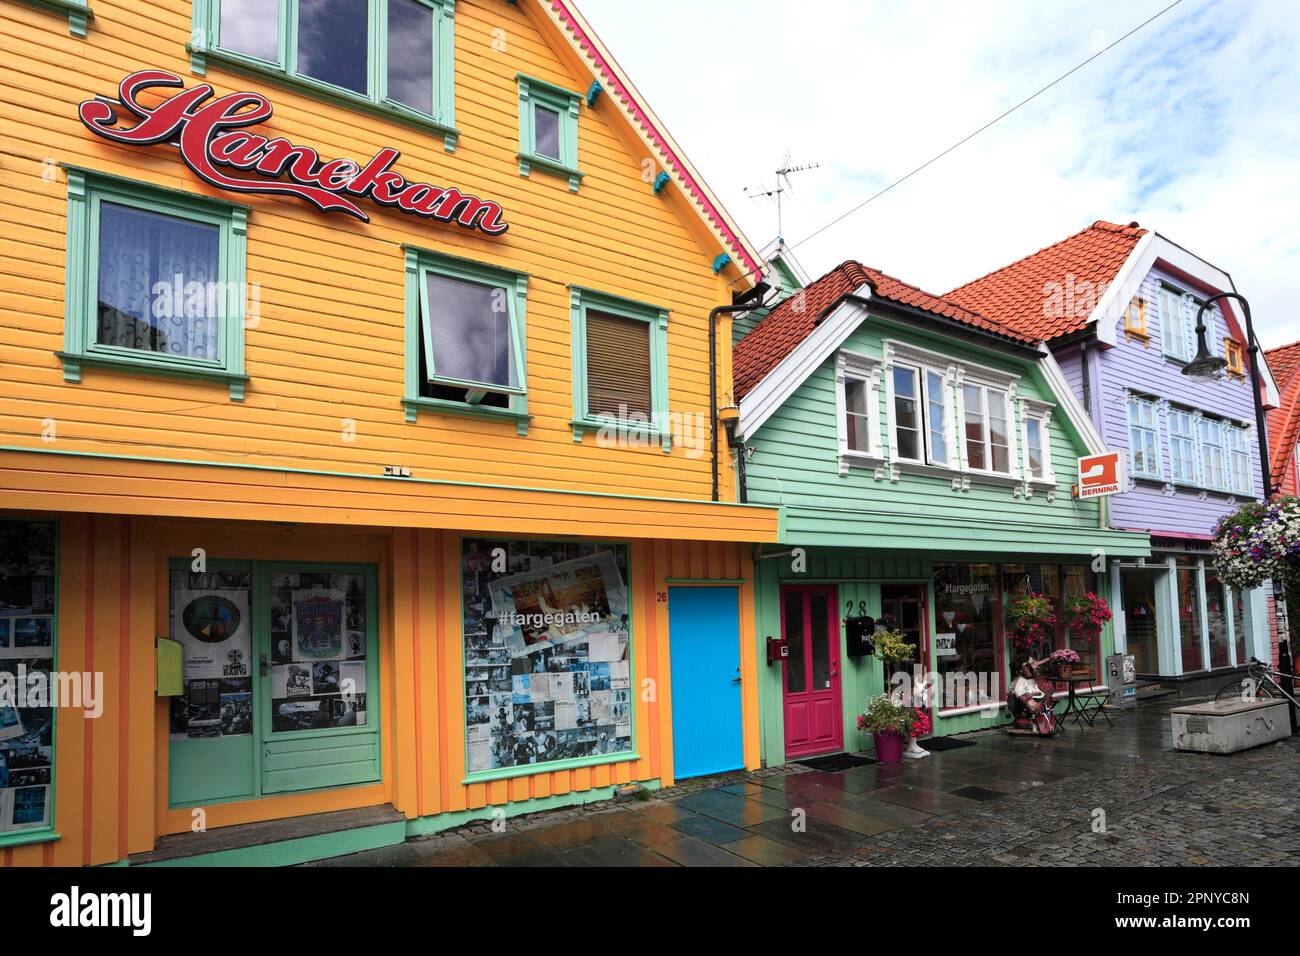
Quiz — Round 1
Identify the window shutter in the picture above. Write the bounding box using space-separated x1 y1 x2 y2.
586 310 652 418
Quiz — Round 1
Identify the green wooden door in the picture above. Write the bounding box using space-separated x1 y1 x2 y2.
168 561 381 807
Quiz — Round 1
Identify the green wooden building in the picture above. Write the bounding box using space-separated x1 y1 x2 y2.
732 257 1151 763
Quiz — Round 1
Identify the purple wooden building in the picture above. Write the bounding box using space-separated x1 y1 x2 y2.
949 221 1280 687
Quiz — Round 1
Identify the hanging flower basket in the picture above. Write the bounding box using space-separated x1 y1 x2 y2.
1064 592 1112 640
1005 592 1057 653
1212 498 1300 590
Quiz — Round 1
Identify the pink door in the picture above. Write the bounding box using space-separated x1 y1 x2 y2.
781 586 843 758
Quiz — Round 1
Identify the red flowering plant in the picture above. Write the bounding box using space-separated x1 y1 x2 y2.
1004 592 1057 653
1064 592 1112 636
907 706 933 738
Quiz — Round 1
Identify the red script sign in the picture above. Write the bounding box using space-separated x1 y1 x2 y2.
79 70 509 236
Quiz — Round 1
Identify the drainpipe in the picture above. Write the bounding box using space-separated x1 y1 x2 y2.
1079 340 1092 419
710 284 769 502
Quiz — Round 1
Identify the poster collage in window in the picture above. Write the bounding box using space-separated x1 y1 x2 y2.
462 539 632 774
268 572 368 733
0 522 56 833
168 569 254 741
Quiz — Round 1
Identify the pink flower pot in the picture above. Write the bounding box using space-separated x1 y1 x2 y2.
873 731 905 764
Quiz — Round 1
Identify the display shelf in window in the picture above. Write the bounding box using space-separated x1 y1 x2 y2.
569 287 670 452
517 74 585 192
402 247 530 435
58 167 250 401
190 0 459 151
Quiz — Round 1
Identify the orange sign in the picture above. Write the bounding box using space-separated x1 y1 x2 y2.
1075 451 1124 499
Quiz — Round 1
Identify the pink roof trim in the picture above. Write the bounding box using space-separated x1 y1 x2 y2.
549 1 763 280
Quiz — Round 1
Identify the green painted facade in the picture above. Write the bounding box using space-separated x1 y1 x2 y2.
739 308 1152 764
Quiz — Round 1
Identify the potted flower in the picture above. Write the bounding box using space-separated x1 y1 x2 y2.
1048 647 1082 678
1005 591 1056 655
1064 592 1112 639
857 693 926 764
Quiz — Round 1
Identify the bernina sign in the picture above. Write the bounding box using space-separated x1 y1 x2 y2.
79 70 509 236
1074 451 1124 500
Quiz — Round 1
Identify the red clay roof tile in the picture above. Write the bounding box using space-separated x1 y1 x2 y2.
733 260 1039 400
1265 341 1300 492
945 221 1148 340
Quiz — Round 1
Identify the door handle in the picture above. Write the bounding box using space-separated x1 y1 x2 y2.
732 668 742 685
260 653 269 678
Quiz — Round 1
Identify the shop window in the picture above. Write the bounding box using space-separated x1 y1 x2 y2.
1231 586 1250 665
1205 568 1230 670
1062 565 1102 678
1175 555 1205 673
517 75 584 192
60 169 249 400
1125 394 1162 480
1167 407 1199 485
1199 418 1228 491
403 248 530 431
834 351 883 469
460 538 634 778
569 286 670 449
932 563 1001 711
197 0 457 144
962 383 1012 475
1227 425 1252 496
0 521 57 840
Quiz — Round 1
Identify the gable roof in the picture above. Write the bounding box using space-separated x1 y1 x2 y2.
1266 341 1300 492
541 2 763 283
945 221 1149 341
733 261 1040 400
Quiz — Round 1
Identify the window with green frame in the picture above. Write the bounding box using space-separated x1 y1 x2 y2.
569 286 671 452
59 168 249 401
402 247 530 434
191 0 458 150
517 74 584 192
21 0 93 37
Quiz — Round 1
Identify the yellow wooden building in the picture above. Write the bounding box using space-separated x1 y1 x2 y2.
0 0 778 866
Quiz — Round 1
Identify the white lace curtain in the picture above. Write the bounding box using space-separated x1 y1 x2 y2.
96 202 221 361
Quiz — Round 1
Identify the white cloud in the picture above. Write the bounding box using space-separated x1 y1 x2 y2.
578 0 1300 347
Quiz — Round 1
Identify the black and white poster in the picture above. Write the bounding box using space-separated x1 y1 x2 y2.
462 539 633 774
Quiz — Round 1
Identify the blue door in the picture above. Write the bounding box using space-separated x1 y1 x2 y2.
669 586 743 779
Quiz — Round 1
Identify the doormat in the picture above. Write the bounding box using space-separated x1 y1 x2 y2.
919 737 977 752
795 753 876 772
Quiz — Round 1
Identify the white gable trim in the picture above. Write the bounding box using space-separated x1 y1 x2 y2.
738 287 873 440
758 238 813 287
1090 233 1280 404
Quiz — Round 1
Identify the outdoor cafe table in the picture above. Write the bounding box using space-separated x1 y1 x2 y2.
1049 673 1113 727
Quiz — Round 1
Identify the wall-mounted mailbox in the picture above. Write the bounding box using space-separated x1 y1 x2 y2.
845 605 876 658
766 636 789 666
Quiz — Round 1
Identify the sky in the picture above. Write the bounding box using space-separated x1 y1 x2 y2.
579 0 1300 348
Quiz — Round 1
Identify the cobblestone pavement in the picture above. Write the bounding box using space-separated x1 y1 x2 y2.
308 700 1300 867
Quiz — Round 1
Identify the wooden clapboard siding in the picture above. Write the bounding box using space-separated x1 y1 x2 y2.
0 0 759 521
747 315 1146 555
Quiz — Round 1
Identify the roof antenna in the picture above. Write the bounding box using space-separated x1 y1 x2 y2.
744 151 819 244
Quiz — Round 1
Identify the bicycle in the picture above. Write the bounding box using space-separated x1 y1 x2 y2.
1214 657 1300 709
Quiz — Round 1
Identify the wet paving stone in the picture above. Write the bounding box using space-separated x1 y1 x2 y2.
671 814 750 845
654 836 757 867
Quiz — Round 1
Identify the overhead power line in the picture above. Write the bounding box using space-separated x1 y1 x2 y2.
784 0 1187 256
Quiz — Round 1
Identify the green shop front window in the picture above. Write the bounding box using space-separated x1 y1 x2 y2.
932 562 1000 711
0 522 58 844
60 169 249 399
459 538 634 780
167 562 379 807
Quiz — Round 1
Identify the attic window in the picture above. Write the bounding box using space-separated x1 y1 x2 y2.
517 74 584 192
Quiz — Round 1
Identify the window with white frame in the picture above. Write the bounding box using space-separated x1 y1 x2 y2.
835 351 882 466
962 383 1012 474
892 366 923 462
1127 394 1162 479
1159 285 1191 361
1200 417 1228 490
887 360 953 468
1227 426 1252 496
1020 401 1053 482
925 369 950 466
1167 407 1199 485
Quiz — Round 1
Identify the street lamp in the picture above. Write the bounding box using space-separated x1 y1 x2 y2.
1182 291 1272 499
